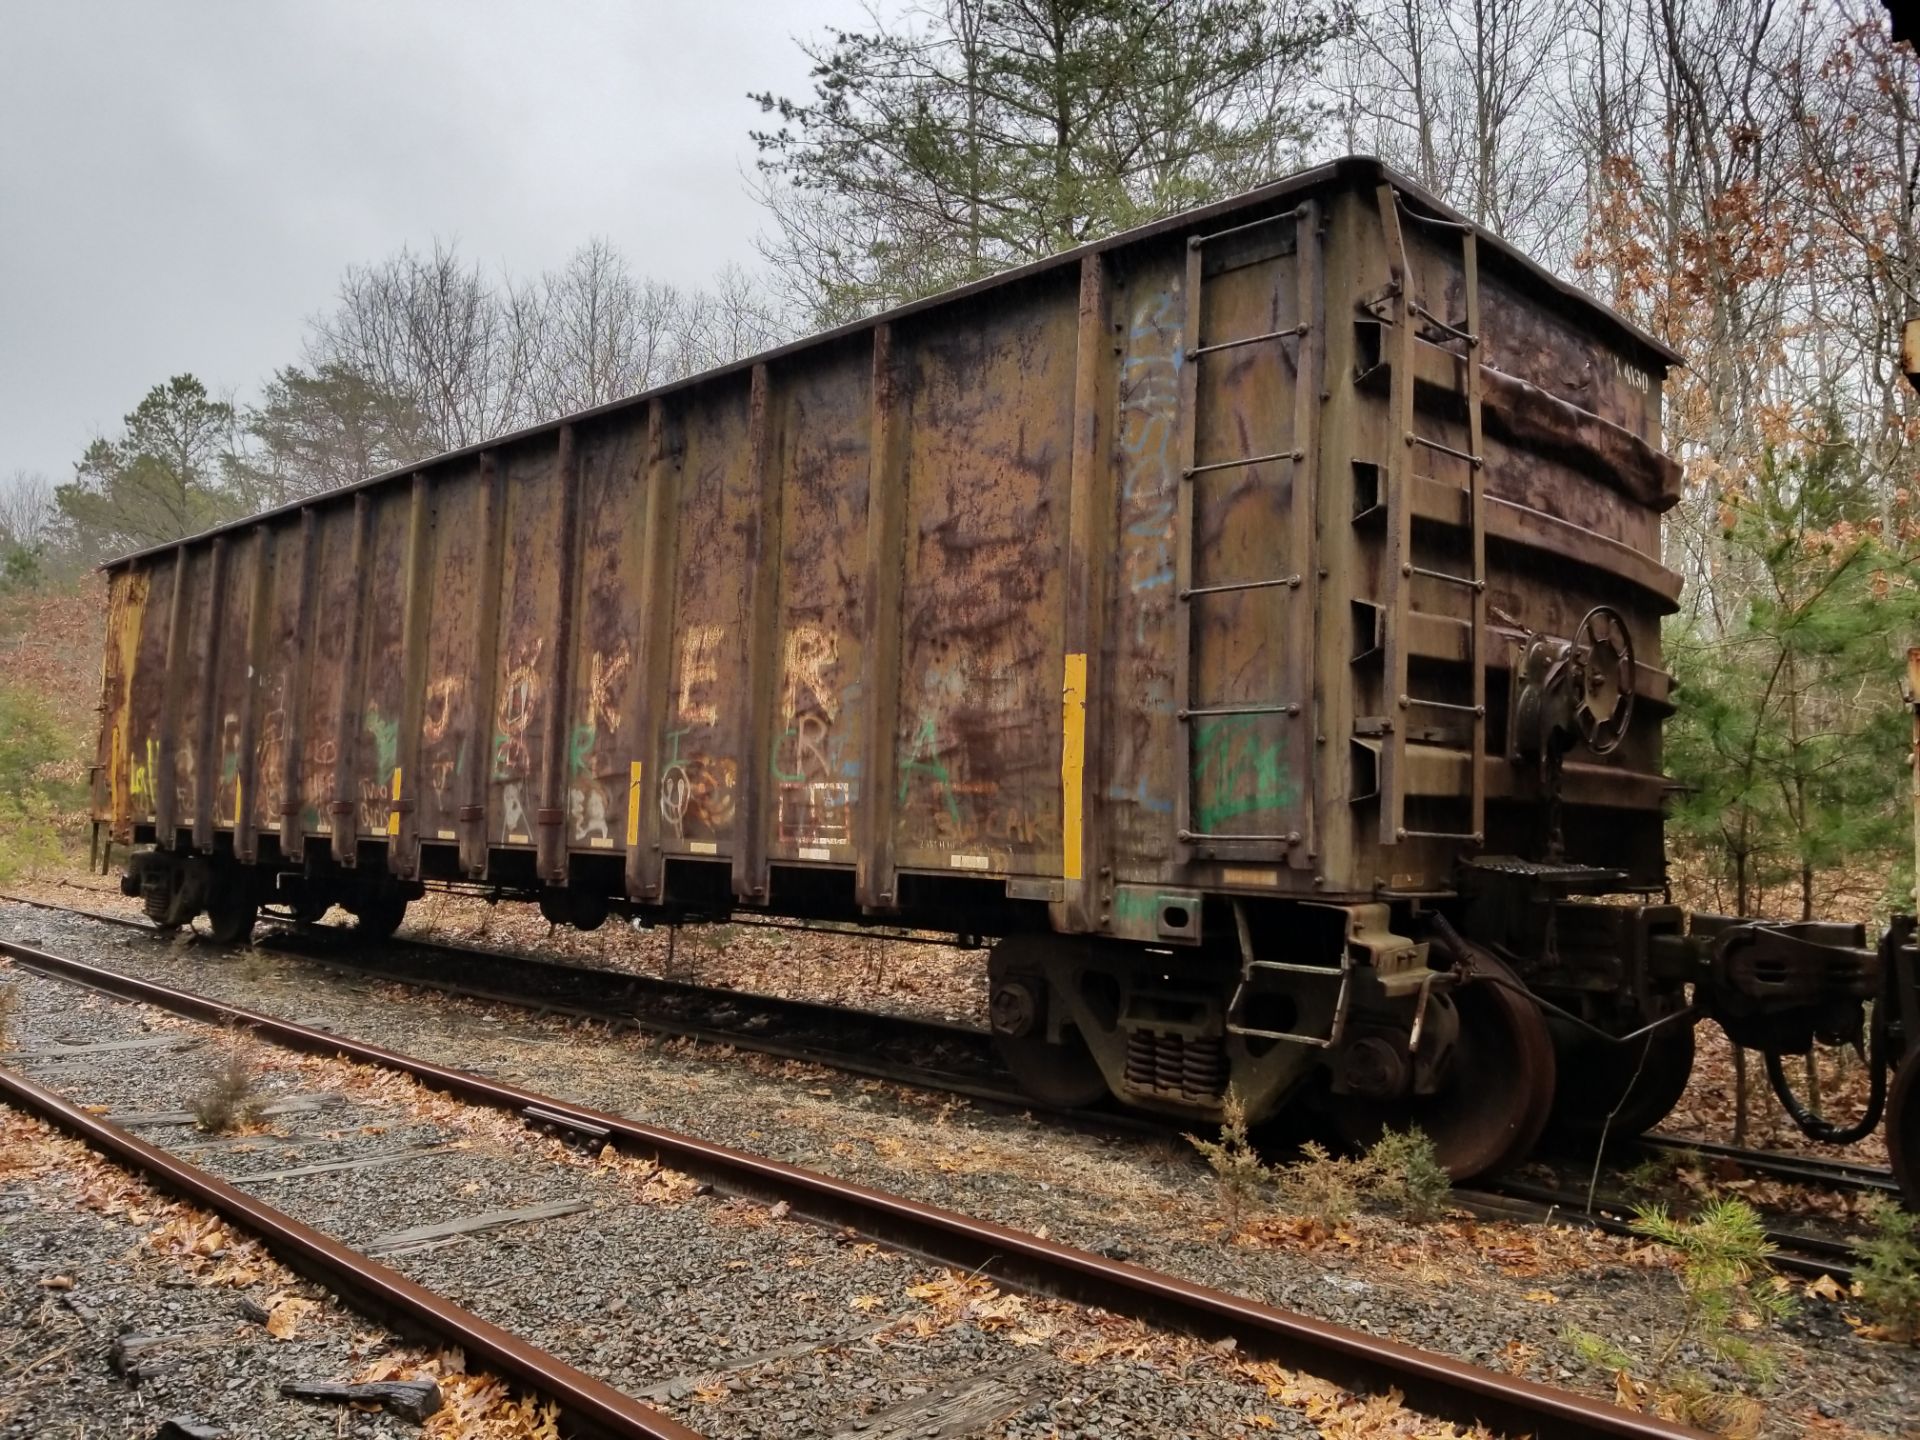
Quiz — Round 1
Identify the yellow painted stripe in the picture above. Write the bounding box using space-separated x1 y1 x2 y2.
1061 651 1087 882
233 777 243 829
625 760 644 847
387 767 403 836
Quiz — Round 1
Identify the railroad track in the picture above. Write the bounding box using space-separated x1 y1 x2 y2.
2 889 1029 1110
0 1062 702 1440
4 892 1895 1269
1467 1179 1860 1285
0 930 1700 1440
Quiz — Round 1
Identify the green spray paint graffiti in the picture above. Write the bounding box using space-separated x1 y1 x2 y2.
1191 716 1299 832
897 716 964 828
364 705 399 779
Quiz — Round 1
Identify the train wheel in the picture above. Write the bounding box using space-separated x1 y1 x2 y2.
1333 977 1556 1181
1546 1020 1695 1142
205 887 256 947
351 895 408 942
1888 1048 1920 1209
988 939 1109 1111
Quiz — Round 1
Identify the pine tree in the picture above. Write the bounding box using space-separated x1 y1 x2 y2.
749 0 1343 325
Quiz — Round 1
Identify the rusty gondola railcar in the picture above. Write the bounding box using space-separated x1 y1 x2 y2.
95 157 1885 1180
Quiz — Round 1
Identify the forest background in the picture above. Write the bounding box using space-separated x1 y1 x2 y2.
3 0 1916 925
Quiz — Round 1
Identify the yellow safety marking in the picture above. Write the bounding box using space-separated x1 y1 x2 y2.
388 767 403 836
1060 651 1088 882
233 777 243 829
626 760 644 847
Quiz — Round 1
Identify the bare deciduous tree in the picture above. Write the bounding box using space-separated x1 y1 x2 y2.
305 239 533 451
0 470 56 554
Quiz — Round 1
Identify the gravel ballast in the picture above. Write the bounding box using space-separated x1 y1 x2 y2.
0 939 1351 1438
5 897 1916 1437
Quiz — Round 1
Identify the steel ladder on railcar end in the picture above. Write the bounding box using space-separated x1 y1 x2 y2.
1372 184 1489 849
1170 202 1318 864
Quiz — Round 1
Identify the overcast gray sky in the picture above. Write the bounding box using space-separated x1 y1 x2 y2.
0 0 861 485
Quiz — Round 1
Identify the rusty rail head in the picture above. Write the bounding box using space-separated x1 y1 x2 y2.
0 1060 701 1440
0 937 1702 1440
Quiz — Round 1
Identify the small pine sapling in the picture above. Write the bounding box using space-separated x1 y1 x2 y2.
1362 1127 1452 1221
1854 1195 1920 1342
1185 1091 1269 1238
1631 1198 1795 1384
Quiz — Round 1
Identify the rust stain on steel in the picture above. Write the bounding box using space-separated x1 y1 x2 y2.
0 938 1700 1440
98 564 149 841
0 1060 702 1440
93 158 1686 909
659 378 756 856
893 291 1076 872
768 342 871 868
565 422 645 861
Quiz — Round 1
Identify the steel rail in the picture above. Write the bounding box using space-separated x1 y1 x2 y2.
1478 1179 1857 1284
0 936 1698 1440
8 893 1898 1197
1638 1132 1898 1194
0 1061 701 1440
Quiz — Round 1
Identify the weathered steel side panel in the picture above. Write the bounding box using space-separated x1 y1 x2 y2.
99 566 149 842
297 506 356 839
414 461 483 853
253 525 303 838
1105 247 1187 880
125 559 173 829
353 491 411 843
766 345 872 866
561 423 646 860
166 546 213 833
489 448 563 848
892 283 1078 876
658 378 756 857
208 536 255 836
1188 221 1312 860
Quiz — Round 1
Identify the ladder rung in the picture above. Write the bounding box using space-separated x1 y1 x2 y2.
1409 564 1483 591
1181 574 1300 599
1184 448 1303 478
1409 301 1478 347
1406 431 1482 468
1179 701 1301 719
1190 324 1308 358
1398 828 1485 842
1402 696 1485 716
1190 207 1305 248
1179 829 1300 844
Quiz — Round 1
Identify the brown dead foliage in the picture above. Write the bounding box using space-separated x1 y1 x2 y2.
356 1348 563 1439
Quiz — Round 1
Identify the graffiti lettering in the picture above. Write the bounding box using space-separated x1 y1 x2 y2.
675 625 724 727
587 643 631 734
422 675 461 744
1191 716 1299 833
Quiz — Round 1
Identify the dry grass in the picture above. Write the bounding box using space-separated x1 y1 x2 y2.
190 1032 262 1133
